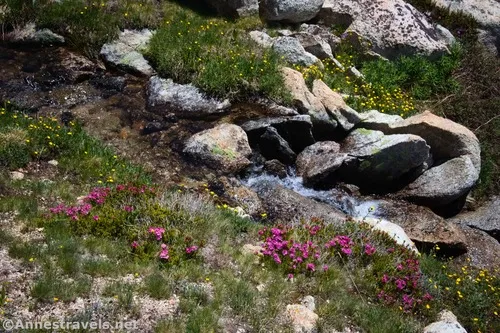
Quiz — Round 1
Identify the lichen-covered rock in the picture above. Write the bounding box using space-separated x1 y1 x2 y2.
311 79 361 131
339 129 430 187
100 29 154 77
260 0 325 23
273 37 322 67
434 0 500 36
183 124 252 173
296 141 346 187
147 76 230 119
318 0 452 59
205 0 259 17
397 156 479 207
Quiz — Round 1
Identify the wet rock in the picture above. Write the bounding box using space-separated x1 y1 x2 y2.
318 0 452 59
5 23 65 45
89 75 126 93
292 32 334 59
259 127 297 165
285 303 319 333
273 37 321 67
339 129 430 188
22 59 42 73
251 180 346 223
100 29 154 77
141 121 166 135
397 156 479 207
311 79 361 131
241 115 315 153
296 141 346 187
282 68 337 140
385 111 481 174
264 159 288 178
183 124 252 174
260 0 324 23
448 196 500 241
205 0 258 17
424 310 467 333
356 110 403 132
249 30 275 48
147 76 230 119
59 51 104 83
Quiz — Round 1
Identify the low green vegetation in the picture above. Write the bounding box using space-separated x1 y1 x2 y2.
147 8 289 102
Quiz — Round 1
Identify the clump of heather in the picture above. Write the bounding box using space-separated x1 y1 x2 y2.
46 184 202 265
258 220 433 313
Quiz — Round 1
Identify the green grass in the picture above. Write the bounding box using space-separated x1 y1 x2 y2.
147 8 290 102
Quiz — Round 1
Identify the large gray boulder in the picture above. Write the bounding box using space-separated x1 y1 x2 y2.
311 79 361 131
204 0 258 17
296 141 346 187
183 124 252 173
100 29 154 77
273 37 322 67
339 129 431 187
434 0 500 37
384 111 481 174
281 68 338 139
318 0 453 59
397 155 479 207
147 76 230 119
260 0 325 23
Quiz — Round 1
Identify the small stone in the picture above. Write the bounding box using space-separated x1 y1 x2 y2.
241 244 264 256
10 171 24 180
47 160 59 166
285 304 319 333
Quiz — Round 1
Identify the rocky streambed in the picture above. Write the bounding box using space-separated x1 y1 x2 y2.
0 38 498 270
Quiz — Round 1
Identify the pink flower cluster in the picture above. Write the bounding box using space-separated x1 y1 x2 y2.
260 226 322 271
378 258 431 312
325 235 354 255
185 245 199 254
159 244 169 260
148 227 165 241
